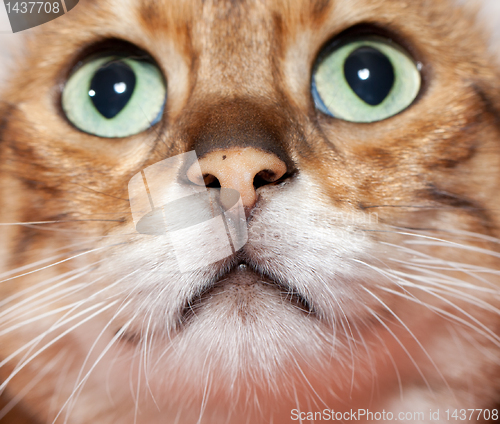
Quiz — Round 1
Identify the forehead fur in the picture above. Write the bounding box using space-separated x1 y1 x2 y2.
0 0 497 94
1 0 495 114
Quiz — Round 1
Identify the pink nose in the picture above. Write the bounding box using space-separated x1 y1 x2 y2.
187 147 287 209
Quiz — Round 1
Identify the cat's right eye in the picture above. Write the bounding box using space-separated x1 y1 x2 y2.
62 55 166 138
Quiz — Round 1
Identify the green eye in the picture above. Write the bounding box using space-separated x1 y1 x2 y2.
312 37 421 123
62 55 166 138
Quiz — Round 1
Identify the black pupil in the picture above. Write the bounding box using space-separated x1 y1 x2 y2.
89 61 136 119
343 46 394 106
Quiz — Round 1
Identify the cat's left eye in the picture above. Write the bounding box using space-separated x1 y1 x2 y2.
62 55 166 138
311 36 421 123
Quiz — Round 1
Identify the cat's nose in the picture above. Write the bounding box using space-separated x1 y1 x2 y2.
186 147 287 209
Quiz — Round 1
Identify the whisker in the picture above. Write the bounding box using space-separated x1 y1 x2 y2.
0 264 101 313
380 233 500 259
0 240 97 280
0 300 119 392
380 241 500 290
141 309 161 412
370 325 404 401
387 269 500 311
0 243 125 286
197 351 214 424
0 299 100 337
391 257 500 281
362 286 453 395
390 265 499 295
356 253 500 346
47 350 75 424
385 225 500 244
0 219 125 226
12 224 135 237
378 286 500 348
0 271 113 329
291 356 329 411
0 349 67 421
14 268 140 370
333 301 357 395
379 278 500 346
64 270 146 417
1 266 138 371
60 310 135 424
364 306 434 394
0 301 112 371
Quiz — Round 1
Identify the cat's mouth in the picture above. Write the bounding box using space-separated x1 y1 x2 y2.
178 261 315 326
117 261 315 346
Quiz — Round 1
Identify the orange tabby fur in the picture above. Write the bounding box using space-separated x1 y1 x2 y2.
1 0 500 422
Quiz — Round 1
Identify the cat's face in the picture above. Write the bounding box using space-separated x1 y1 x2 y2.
1 0 500 422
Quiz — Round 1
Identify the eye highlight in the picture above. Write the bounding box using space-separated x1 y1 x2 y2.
312 36 421 123
62 54 166 138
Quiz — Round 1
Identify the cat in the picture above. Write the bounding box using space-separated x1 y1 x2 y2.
1 0 500 422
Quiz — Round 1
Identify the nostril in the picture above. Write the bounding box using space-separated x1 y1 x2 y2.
257 169 278 182
204 174 221 188
253 170 276 189
254 169 296 190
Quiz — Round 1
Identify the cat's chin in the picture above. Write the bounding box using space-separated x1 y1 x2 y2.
108 268 331 405
106 258 339 399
